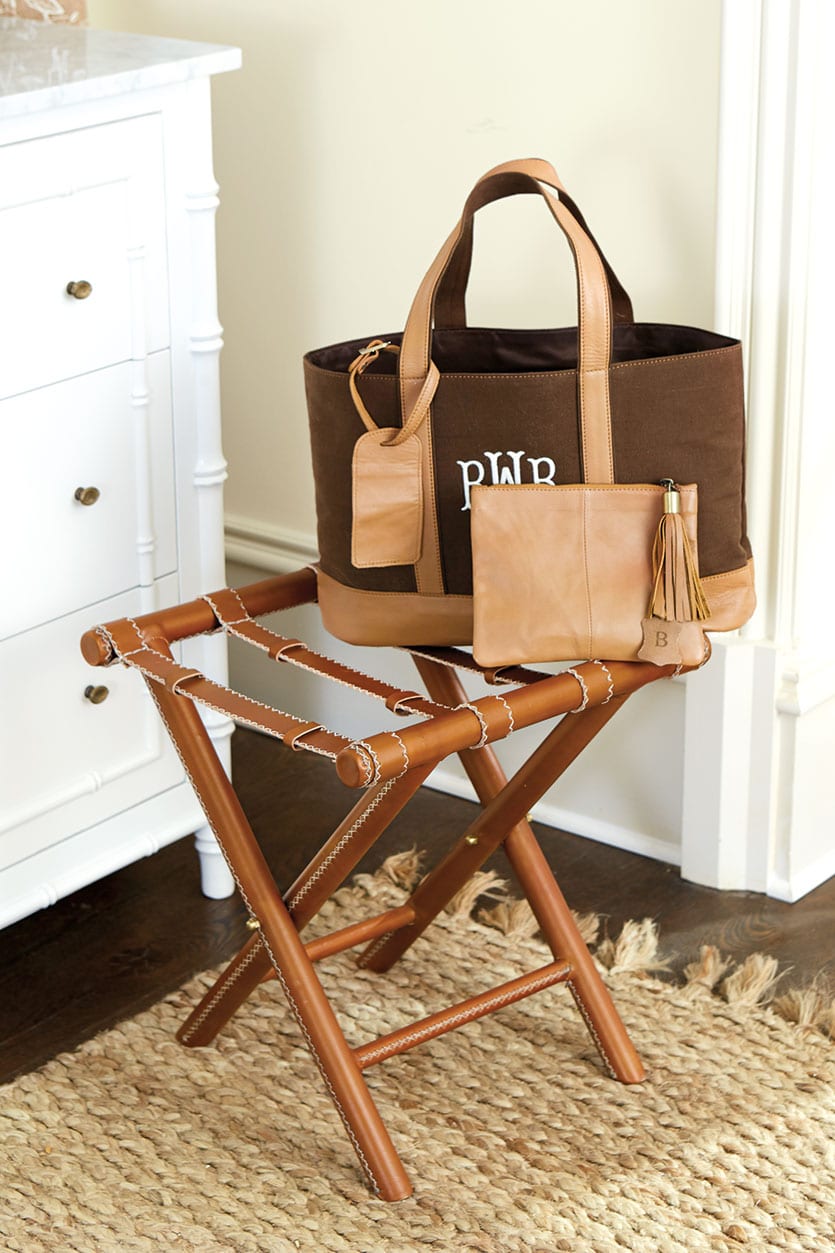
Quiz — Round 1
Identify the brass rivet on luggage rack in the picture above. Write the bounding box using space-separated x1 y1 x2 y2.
464 835 479 846
246 917 261 930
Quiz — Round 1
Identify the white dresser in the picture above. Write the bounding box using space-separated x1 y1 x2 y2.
0 20 241 926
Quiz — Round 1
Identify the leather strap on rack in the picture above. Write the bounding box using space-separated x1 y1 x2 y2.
86 581 680 791
201 588 449 719
404 645 551 687
98 618 351 761
335 658 673 787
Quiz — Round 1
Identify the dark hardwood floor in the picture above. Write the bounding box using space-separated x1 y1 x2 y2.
2 728 833 1085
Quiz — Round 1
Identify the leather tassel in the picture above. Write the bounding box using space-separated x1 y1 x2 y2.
638 481 710 666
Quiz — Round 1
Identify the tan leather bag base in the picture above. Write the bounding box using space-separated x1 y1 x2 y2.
351 428 423 569
315 560 754 648
471 483 705 667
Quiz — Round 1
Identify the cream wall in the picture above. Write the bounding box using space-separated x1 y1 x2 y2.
89 0 721 547
88 0 723 868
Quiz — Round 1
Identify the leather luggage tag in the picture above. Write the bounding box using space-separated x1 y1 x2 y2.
638 619 707 666
351 428 423 569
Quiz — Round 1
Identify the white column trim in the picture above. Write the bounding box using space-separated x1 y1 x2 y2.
683 0 833 901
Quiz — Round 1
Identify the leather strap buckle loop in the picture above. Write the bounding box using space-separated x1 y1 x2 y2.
286 722 326 751
385 690 421 715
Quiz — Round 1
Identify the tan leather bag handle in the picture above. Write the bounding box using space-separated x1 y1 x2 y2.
434 158 634 331
398 163 616 483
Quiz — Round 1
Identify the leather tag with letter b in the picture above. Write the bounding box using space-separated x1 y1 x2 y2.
638 618 707 666
351 428 423 569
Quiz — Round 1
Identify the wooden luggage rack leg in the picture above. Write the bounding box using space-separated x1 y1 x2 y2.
81 570 678 1199
176 766 432 1051
147 679 416 1201
367 655 644 1083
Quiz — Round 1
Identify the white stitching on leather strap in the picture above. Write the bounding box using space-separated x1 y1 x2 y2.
350 746 373 787
125 616 146 646
179 937 265 1044
171 670 203 696
486 667 513 686
286 723 325 751
388 691 422 716
95 624 120 662
357 930 395 967
349 740 380 787
274 640 305 660
203 588 250 627
202 593 272 653
286 777 398 912
356 968 564 1068
591 661 614 705
566 668 589 713
457 701 489 749
488 693 514 738
567 980 617 1080
228 587 250 619
392 699 428 716
97 621 142 667
387 731 410 777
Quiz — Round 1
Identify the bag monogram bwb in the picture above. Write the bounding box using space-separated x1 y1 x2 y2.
304 157 755 664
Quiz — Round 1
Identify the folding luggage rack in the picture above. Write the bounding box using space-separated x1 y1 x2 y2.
81 566 688 1201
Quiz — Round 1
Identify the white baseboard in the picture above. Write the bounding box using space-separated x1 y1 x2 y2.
768 844 835 904
426 763 682 867
225 512 317 574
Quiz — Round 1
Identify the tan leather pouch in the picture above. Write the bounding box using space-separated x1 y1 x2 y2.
471 482 704 667
351 428 423 569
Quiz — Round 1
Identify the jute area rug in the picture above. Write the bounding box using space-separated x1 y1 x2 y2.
2 854 833 1253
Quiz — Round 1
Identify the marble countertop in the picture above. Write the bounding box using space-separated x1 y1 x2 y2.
0 18 240 118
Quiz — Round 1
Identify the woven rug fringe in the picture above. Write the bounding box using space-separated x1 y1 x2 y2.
367 851 834 1043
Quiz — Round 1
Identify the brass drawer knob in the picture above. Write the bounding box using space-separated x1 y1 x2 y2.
74 486 100 507
84 684 110 705
66 280 93 300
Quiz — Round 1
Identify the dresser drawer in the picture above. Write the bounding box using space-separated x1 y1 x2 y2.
1 352 177 640
0 114 169 400
0 578 186 871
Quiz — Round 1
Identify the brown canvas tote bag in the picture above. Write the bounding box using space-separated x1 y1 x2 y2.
304 158 755 651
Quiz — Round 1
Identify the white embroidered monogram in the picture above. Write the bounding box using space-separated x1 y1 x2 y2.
456 449 558 511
